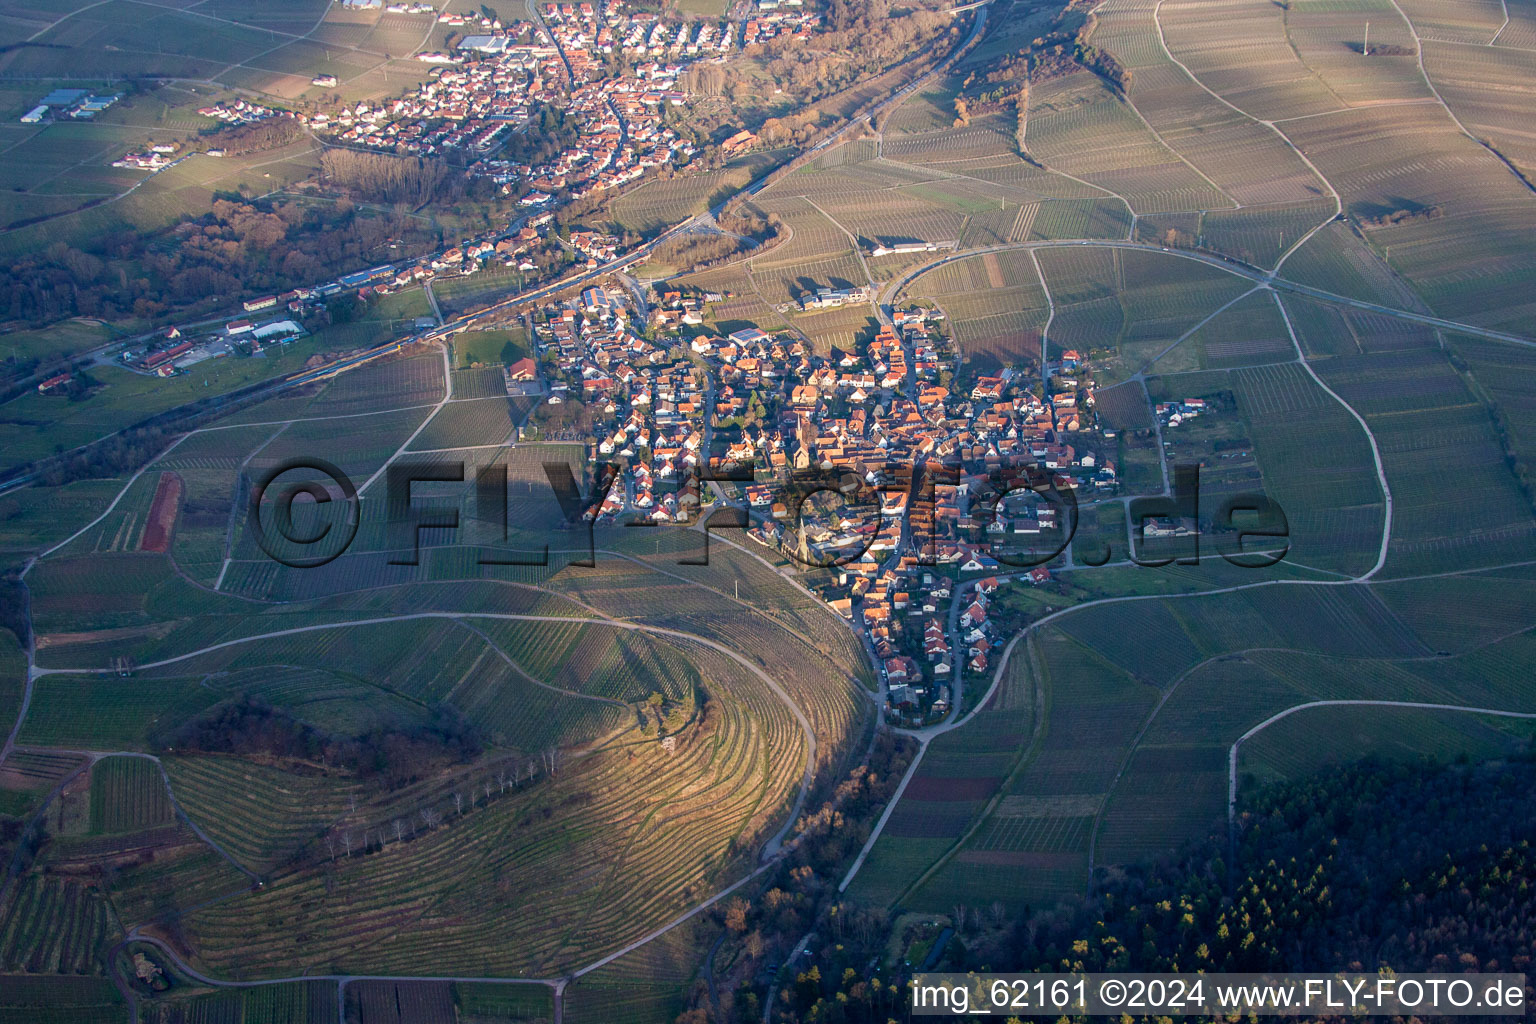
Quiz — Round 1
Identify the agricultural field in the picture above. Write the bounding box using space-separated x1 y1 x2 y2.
0 333 340 475
453 982 554 1024
453 328 529 369
1 0 1536 1011
1032 246 1253 383
0 133 323 262
0 319 113 366
0 349 884 993
1307 344 1536 576
866 580 1510 909
848 649 1037 909
139 980 336 1024
173 635 805 978
88 756 173 833
1422 42 1536 180
902 249 1050 368
1238 703 1536 786
563 919 711 1024
431 265 539 318
0 975 124 1023
1282 104 1536 336
1024 69 1233 214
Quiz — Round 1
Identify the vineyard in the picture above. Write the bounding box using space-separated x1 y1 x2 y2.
1025 70 1232 214
848 651 1035 909
177 640 805 978
2 0 1535 1010
1314 346 1535 576
164 755 365 874
0 975 123 1023
348 980 456 1024
563 919 711 1024
1285 104 1536 336
140 980 335 1024
0 875 114 975
1033 245 1253 379
407 397 517 452
89 756 174 834
454 982 554 1024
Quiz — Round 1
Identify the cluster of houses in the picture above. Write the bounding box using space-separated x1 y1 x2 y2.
873 574 1009 719
506 273 1124 721
122 308 312 379
196 100 285 126
743 0 820 46
1155 396 1206 427
107 100 287 169
314 0 742 203
112 143 179 170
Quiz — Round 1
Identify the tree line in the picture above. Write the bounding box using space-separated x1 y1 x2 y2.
162 694 483 791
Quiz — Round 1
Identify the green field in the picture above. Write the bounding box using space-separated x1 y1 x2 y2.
1 0 1535 1011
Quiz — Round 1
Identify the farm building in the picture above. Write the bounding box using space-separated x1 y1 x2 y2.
253 320 304 341
39 89 86 106
70 95 119 119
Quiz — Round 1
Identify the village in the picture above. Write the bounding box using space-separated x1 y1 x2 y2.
310 0 819 203
501 275 1130 727
47 0 1168 727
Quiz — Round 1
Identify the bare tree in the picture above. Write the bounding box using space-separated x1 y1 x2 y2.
324 833 336 862
990 901 1005 927
342 832 352 858
393 819 405 844
420 807 442 830
452 792 464 816
483 779 494 802
497 768 509 793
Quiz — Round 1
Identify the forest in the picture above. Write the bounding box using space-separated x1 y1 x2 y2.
0 196 440 334
1004 754 1536 975
759 753 1536 1023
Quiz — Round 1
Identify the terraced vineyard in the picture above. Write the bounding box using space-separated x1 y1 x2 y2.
165 756 366 874
4 0 1536 1015
178 638 805 978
